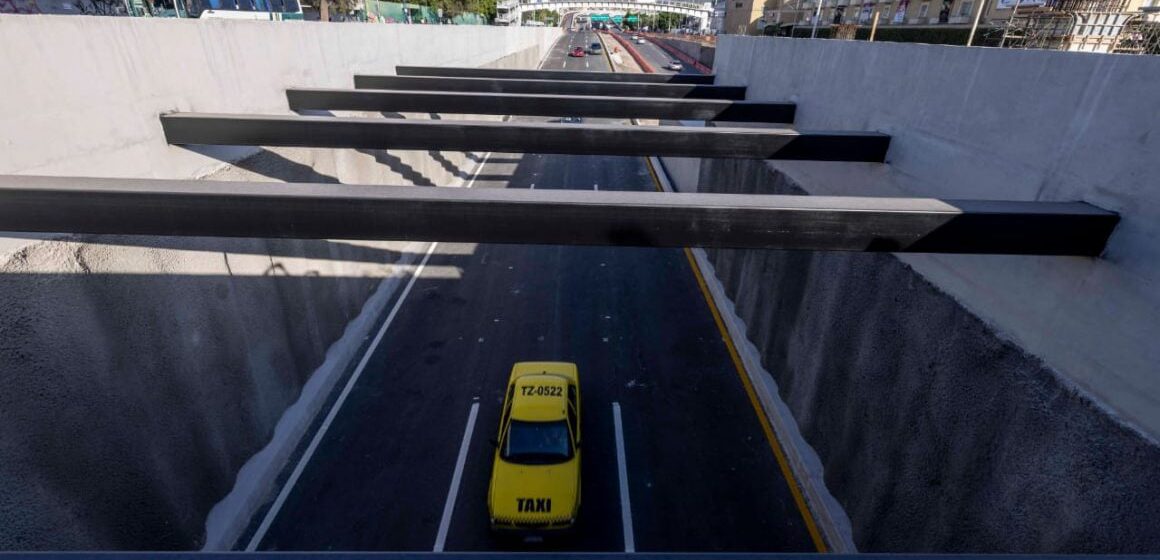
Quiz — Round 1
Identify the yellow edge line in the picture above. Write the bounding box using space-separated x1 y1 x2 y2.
642 157 829 553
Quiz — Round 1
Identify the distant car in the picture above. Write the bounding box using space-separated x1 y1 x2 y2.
666 60 683 71
635 37 646 44
561 116 583 123
570 46 586 57
489 362 582 531
588 42 603 55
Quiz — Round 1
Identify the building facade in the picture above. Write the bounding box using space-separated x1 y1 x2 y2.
724 0 772 32
759 0 1149 32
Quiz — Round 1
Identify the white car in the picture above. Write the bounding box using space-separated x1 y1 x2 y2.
635 37 646 44
666 60 683 71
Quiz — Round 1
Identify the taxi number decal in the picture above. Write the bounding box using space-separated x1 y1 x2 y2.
521 385 562 397
517 497 553 513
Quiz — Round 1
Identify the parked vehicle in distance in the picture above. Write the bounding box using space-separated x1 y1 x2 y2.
570 46 586 57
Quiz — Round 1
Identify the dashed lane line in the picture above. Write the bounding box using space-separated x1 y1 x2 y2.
433 402 481 552
612 402 635 553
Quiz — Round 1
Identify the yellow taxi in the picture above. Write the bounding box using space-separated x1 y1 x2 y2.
488 362 581 531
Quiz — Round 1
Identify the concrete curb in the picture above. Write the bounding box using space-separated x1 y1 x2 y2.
201 242 428 550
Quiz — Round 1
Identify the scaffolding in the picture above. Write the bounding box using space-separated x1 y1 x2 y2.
1113 10 1160 53
999 0 1158 53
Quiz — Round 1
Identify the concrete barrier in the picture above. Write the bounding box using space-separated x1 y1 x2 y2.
672 37 1160 552
0 15 559 550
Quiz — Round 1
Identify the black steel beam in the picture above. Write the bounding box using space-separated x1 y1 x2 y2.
3 555 1152 560
0 175 1118 256
395 65 716 84
287 88 795 123
353 75 745 100
161 113 886 162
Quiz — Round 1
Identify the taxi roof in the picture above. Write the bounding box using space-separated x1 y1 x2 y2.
510 373 569 422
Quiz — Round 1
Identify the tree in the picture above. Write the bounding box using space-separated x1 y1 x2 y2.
522 7 560 24
400 0 498 22
656 10 682 30
623 9 638 29
317 0 356 21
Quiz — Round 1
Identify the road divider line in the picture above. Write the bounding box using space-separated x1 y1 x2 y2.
433 402 481 552
612 402 635 553
245 239 441 551
466 152 492 188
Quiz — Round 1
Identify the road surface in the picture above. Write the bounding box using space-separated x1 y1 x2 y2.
627 32 707 77
248 30 817 553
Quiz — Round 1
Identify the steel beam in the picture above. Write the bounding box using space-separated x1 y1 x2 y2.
0 175 1117 256
353 75 745 100
394 65 716 85
287 88 795 123
161 113 886 162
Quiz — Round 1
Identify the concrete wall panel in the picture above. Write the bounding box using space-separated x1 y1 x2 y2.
687 39 1160 551
0 16 558 549
694 159 1160 552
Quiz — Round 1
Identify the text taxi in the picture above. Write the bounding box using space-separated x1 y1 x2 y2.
488 362 581 531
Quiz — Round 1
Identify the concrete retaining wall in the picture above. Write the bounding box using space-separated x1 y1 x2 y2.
0 15 557 179
0 15 558 550
670 38 1160 552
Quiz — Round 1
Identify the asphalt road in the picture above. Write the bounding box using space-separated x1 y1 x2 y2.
251 30 816 553
628 32 706 77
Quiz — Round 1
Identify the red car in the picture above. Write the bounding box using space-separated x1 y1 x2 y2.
569 46 586 57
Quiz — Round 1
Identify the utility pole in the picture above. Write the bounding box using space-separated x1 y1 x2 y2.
810 0 824 37
966 0 988 45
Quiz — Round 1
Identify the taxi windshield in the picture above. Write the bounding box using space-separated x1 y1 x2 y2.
502 420 572 465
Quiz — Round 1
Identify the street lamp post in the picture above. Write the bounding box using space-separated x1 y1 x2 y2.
966 0 988 45
810 0 824 36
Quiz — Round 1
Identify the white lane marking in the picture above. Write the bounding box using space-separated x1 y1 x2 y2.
466 152 492 187
433 402 481 552
613 403 635 553
585 59 590 68
562 59 567 69
530 183 536 190
246 145 494 552
593 183 599 191
246 240 441 551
